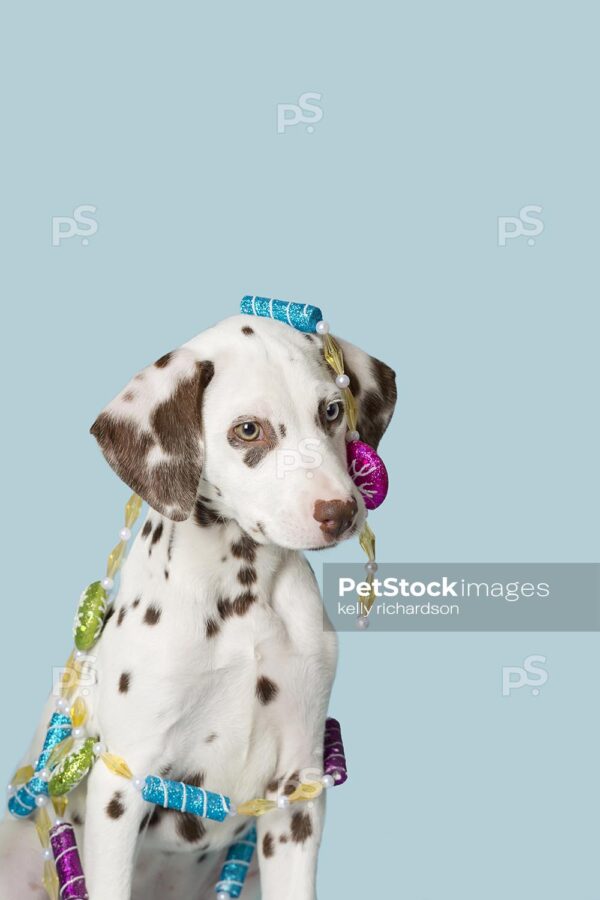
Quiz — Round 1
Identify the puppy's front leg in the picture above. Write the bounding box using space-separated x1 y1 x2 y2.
256 793 326 900
84 761 146 900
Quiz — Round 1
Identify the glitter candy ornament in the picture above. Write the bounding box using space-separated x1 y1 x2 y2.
73 581 108 652
49 739 96 797
346 440 389 510
142 776 232 822
49 822 89 899
324 718 348 786
9 714 72 818
215 825 257 898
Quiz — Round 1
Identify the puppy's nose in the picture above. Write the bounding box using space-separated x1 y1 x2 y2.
313 497 358 539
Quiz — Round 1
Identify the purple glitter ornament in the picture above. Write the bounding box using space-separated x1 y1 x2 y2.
324 717 348 786
49 822 89 899
346 440 389 510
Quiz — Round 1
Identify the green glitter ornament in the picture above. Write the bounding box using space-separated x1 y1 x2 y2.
48 738 97 796
74 581 108 651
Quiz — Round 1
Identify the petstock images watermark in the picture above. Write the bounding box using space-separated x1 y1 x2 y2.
322 563 600 632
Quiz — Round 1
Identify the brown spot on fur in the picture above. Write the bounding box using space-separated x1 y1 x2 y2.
217 596 234 620
133 596 141 608
194 500 222 527
279 423 287 438
117 607 127 626
237 566 257 586
196 852 208 864
118 672 131 693
241 326 255 335
263 832 275 858
205 617 220 638
176 813 207 842
141 520 152 539
122 390 135 402
233 591 256 616
279 834 289 843
230 534 258 562
243 446 268 468
155 351 175 368
303 333 315 342
100 604 115 634
256 676 279 705
106 792 125 819
72 812 84 826
144 605 161 625
150 521 164 548
205 733 218 743
290 811 313 843
283 772 300 796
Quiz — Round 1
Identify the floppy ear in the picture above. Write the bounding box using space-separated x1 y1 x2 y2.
333 337 397 450
90 349 214 521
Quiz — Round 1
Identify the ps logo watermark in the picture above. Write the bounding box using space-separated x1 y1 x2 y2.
498 204 543 246
52 204 98 247
277 92 323 134
502 654 548 696
276 439 323 479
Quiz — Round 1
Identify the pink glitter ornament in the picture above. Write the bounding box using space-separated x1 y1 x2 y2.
346 440 389 510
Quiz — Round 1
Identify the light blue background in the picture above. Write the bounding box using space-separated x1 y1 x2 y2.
1 2 598 898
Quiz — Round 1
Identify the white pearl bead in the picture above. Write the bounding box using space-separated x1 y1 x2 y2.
72 727 85 740
7 783 14 796
316 320 330 335
119 527 132 542
321 774 335 789
227 806 238 818
356 615 370 630
365 561 378 574
55 697 69 713
345 430 360 443
335 374 350 389
277 795 290 809
35 795 48 808
53 818 63 828
93 742 107 757
132 777 145 792
217 893 228 900
74 650 85 662
101 577 114 591
42 847 53 861
38 769 51 782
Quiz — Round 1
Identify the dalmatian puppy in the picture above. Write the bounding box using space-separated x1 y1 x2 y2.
0 314 396 900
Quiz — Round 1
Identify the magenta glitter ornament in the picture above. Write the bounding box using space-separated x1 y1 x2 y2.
49 822 89 899
346 440 389 509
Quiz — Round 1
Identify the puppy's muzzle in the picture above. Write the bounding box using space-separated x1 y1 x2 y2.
313 497 358 540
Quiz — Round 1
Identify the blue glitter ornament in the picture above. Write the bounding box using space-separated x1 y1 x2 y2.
240 296 323 334
142 775 232 822
8 713 72 818
215 825 257 898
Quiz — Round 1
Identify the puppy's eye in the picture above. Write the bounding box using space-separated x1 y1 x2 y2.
234 421 261 441
325 401 343 423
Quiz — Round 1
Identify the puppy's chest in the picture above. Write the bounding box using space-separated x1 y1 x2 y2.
98 531 301 787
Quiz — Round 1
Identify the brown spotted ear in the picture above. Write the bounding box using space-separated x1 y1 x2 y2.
91 349 214 521
333 337 397 450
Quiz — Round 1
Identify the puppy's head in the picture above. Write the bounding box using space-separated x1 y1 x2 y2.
91 315 396 550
